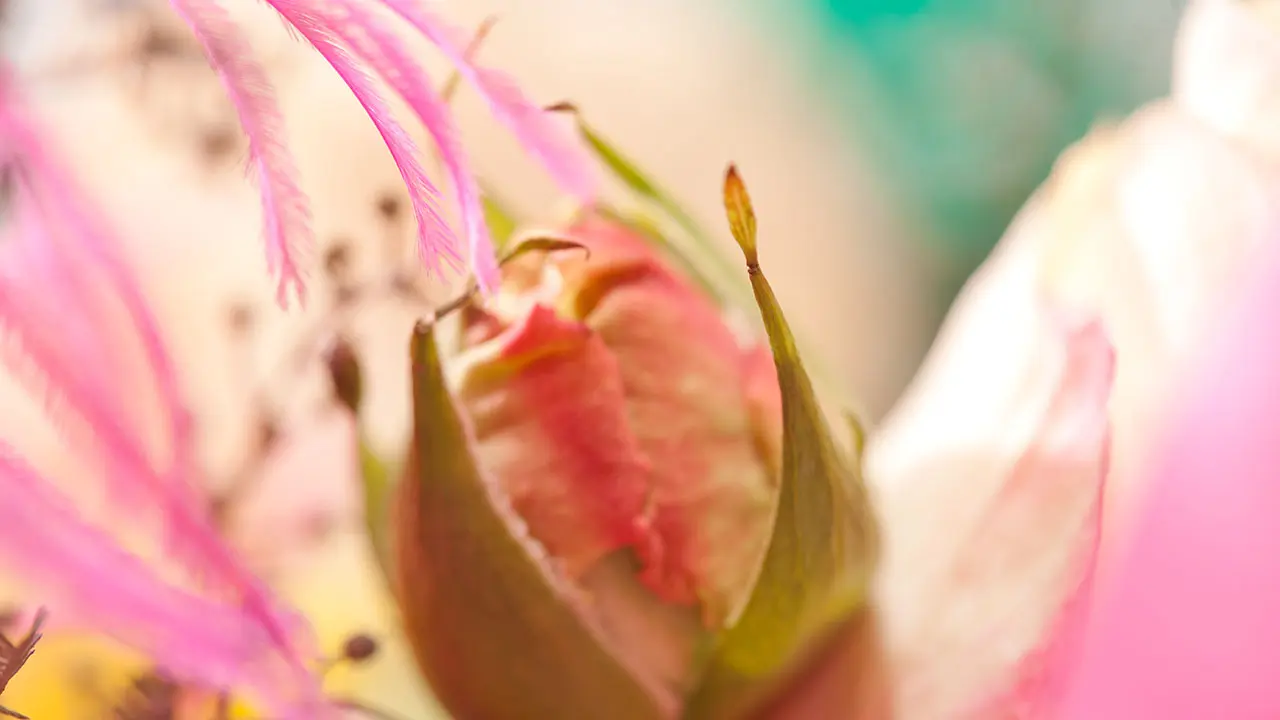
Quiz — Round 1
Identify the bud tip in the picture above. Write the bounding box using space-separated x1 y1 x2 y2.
723 164 758 268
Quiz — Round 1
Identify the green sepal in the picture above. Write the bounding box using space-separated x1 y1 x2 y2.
549 104 849 415
683 167 880 720
357 436 395 589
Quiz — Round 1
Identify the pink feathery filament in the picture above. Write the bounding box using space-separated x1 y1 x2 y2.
167 0 315 309
0 71 320 699
374 0 599 203
313 0 499 290
0 446 321 715
257 0 463 278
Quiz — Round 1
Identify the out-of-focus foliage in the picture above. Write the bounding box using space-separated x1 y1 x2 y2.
766 0 1184 294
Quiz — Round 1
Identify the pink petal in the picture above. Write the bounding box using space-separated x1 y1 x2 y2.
308 0 498 289
1060 239 1280 717
374 0 599 201
0 446 324 716
167 0 314 308
964 324 1112 719
258 0 462 276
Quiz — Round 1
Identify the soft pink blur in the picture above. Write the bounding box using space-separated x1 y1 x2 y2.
1061 233 1280 717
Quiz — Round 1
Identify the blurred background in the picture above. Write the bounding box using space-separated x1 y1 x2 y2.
0 0 1199 715
1 0 1188 421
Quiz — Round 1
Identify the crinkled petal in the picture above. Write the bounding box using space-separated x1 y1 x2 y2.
394 322 669 718
559 213 776 626
453 303 654 578
870 317 1114 719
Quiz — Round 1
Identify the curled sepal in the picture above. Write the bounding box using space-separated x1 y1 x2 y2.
499 234 591 266
683 167 881 719
393 322 669 719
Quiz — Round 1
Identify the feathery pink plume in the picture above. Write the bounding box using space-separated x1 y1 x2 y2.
374 0 599 203
258 0 462 277
0 446 325 717
167 0 314 309
1060 238 1280 717
0 75 319 698
315 0 499 290
0 79 194 482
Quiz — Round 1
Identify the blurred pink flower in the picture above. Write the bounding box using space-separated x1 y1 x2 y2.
866 0 1280 715
1052 4 1280 702
0 79 324 716
1060 199 1280 720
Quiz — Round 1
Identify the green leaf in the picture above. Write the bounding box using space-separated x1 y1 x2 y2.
546 102 751 309
393 323 669 719
548 104 849 416
683 167 880 720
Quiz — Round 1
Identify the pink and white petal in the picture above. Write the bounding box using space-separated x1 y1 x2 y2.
877 100 1280 548
1060 236 1280 718
870 317 1114 719
1173 0 1280 158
